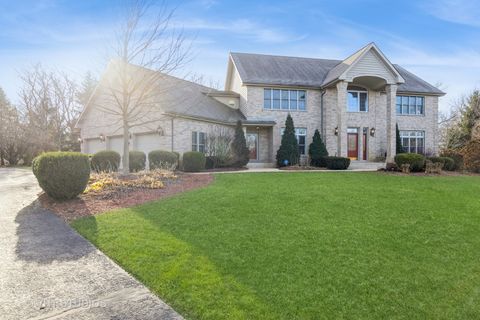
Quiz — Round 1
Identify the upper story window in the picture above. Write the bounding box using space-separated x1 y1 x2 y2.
192 131 206 153
347 88 368 112
264 88 306 111
281 127 307 154
396 96 424 115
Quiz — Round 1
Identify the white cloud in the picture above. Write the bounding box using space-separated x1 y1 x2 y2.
421 0 480 27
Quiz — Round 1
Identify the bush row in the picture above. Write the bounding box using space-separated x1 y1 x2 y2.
394 153 457 172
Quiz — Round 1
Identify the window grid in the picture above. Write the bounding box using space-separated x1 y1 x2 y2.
399 130 425 154
396 96 424 115
347 90 368 112
264 88 306 111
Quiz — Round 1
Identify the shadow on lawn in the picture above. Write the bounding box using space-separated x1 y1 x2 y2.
15 200 96 264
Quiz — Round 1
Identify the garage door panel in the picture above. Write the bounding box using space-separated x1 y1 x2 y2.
85 139 103 154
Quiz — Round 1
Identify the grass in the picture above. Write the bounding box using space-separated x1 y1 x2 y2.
72 172 480 319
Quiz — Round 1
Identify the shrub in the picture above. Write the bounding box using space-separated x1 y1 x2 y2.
183 151 206 172
205 156 219 170
129 151 146 172
462 140 480 173
309 129 328 167
32 152 90 200
440 149 464 171
325 156 351 170
148 150 178 170
386 162 398 172
91 150 121 172
428 156 455 171
442 157 455 171
276 114 299 167
394 153 425 172
231 120 249 167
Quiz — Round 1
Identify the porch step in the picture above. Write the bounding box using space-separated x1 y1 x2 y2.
348 161 385 171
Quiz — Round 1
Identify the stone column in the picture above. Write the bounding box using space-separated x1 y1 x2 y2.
386 84 397 162
336 81 348 157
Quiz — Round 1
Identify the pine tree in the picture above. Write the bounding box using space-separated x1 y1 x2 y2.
308 129 328 167
231 120 249 167
276 114 299 166
396 123 404 154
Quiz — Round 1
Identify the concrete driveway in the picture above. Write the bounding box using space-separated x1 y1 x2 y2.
0 168 182 320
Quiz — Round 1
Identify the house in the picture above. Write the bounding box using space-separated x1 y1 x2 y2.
76 43 445 167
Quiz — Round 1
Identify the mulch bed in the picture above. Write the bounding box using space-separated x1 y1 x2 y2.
40 173 214 222
279 166 327 171
378 169 480 177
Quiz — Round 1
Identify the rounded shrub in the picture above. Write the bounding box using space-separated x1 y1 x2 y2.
429 156 455 171
440 149 464 171
183 151 206 172
205 156 219 170
32 152 90 200
91 150 121 172
394 153 425 172
129 151 146 172
325 156 351 170
148 150 178 170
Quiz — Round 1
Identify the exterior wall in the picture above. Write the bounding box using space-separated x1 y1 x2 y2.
243 85 323 163
396 95 439 155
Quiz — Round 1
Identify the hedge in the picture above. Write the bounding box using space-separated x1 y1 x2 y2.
394 153 425 172
183 151 206 172
428 156 455 171
462 140 480 173
129 151 146 172
91 150 121 172
325 156 351 170
32 152 90 200
148 150 178 170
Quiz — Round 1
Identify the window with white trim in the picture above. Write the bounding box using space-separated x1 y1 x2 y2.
281 127 307 155
400 130 425 154
264 89 306 111
396 96 424 115
347 89 368 112
192 131 206 153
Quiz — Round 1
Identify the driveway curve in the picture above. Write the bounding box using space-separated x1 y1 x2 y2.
0 168 182 320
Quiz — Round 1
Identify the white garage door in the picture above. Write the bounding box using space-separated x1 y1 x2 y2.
135 134 165 168
108 136 124 157
85 138 103 155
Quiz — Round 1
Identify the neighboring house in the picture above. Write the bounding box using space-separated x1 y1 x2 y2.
76 42 445 167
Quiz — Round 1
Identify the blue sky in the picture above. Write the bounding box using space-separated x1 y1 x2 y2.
1 0 480 114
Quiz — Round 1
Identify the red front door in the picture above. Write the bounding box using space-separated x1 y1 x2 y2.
347 133 358 160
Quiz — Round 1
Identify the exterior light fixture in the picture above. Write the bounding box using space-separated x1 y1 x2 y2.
99 134 105 142
77 137 84 144
370 127 376 137
334 127 339 136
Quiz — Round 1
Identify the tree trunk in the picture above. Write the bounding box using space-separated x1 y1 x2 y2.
122 123 130 175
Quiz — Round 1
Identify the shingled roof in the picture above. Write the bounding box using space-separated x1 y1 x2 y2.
230 49 444 95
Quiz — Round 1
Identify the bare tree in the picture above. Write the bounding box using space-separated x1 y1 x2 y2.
94 0 191 174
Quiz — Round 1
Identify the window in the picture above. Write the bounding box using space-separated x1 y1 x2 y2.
192 131 206 153
264 88 306 111
396 96 424 115
281 127 307 155
347 90 368 112
400 131 425 154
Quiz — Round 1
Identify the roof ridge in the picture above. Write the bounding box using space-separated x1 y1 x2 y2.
230 52 341 63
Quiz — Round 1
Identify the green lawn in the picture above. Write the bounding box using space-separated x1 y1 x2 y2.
72 172 480 319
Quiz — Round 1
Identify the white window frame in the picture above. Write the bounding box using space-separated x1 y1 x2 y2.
192 131 206 153
281 127 307 154
264 88 306 111
396 95 425 116
399 130 425 154
347 90 368 112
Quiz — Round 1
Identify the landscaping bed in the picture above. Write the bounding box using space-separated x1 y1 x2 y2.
40 171 213 222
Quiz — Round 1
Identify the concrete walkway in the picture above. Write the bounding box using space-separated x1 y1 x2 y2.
0 168 182 320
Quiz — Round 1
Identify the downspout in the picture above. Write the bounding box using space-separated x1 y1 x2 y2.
171 117 174 152
320 89 326 139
